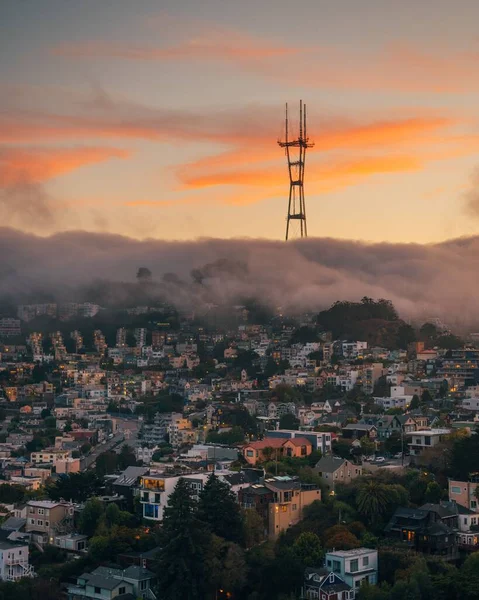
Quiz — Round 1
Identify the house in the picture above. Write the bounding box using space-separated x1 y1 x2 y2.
325 548 378 591
113 466 149 511
67 571 134 600
342 424 377 440
265 476 321 539
385 504 458 560
301 568 355 600
449 478 479 512
25 500 74 547
139 473 209 522
264 429 333 454
243 437 313 466
315 457 362 489
238 484 275 531
406 429 451 457
0 539 34 581
53 533 88 553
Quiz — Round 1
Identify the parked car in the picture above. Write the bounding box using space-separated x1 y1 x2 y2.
394 452 403 459
375 456 386 463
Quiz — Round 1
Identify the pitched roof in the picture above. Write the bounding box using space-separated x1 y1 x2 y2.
283 437 312 447
315 456 347 473
245 438 285 450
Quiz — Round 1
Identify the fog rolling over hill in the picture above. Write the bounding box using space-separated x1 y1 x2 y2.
1 227 478 329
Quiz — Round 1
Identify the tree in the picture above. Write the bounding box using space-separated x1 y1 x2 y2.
157 478 211 600
324 525 360 550
360 437 376 456
291 532 324 567
197 473 243 544
410 395 420 410
397 323 416 349
332 440 352 459
105 502 120 528
424 481 443 504
421 390 433 404
279 413 300 430
356 481 390 522
79 498 104 536
449 427 479 480
206 535 247 597
458 552 479 600
96 451 118 475
384 432 402 455
118 444 137 469
242 509 265 548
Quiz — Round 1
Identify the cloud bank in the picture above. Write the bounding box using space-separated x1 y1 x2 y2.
1 228 479 330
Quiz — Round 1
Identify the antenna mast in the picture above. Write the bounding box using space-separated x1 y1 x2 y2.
278 100 314 241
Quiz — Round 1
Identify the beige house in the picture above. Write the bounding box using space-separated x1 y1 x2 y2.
265 476 321 539
315 456 362 489
25 500 74 546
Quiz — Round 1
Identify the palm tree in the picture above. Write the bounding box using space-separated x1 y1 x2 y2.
356 480 390 522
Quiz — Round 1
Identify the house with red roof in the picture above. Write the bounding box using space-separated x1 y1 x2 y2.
243 436 313 465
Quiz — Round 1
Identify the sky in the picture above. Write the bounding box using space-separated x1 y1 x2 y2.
2 0 479 243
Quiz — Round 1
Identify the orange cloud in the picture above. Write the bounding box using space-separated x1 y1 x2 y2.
0 146 128 185
175 115 457 190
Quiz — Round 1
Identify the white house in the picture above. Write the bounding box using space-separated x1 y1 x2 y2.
325 548 378 591
0 540 34 581
139 473 210 521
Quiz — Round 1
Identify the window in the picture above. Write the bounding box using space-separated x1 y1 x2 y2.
94 587 101 594
37 520 43 526
425 437 431 446
246 450 254 457
281 505 288 512
29 519 35 525
350 559 359 572
471 501 477 510
292 504 297 511
38 509 44 515
140 580 147 590
363 556 369 567
45 521 49 527
332 560 341 573
119 587 126 595
451 486 461 494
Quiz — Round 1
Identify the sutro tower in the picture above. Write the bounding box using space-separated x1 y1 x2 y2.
278 100 314 241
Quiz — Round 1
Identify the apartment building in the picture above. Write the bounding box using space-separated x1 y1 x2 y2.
30 449 70 466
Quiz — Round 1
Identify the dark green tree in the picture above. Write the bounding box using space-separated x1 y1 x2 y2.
117 444 137 469
279 413 300 430
157 478 211 600
198 473 244 544
79 498 104 536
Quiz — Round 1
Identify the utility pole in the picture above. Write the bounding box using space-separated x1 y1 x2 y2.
278 100 315 241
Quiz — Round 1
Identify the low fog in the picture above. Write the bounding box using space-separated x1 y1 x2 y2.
1 227 479 330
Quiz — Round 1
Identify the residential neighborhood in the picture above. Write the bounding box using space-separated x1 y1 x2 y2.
0 296 477 599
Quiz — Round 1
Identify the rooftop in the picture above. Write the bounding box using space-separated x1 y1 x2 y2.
326 547 376 558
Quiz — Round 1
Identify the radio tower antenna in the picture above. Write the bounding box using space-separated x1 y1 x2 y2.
278 100 314 240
